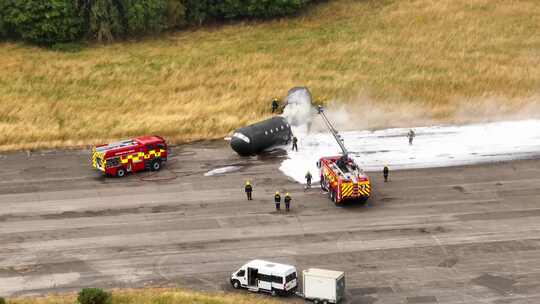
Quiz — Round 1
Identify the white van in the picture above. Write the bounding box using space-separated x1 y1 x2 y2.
230 259 298 296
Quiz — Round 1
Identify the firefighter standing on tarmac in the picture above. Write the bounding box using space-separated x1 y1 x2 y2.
274 191 281 211
245 181 253 200
383 165 389 182
284 193 292 212
305 171 312 189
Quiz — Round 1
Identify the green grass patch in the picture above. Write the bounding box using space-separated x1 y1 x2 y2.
0 0 539 150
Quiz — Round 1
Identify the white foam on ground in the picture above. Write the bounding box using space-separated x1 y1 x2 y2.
204 166 242 176
280 120 540 183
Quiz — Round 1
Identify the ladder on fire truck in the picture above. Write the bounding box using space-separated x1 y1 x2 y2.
317 105 349 157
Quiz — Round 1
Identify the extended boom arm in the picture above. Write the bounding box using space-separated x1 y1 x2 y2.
317 105 348 157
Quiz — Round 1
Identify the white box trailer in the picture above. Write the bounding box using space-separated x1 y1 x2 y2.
303 268 345 303
230 260 298 296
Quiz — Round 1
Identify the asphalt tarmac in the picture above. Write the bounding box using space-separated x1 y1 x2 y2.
1 142 540 304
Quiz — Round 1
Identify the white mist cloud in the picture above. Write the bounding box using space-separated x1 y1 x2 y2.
282 87 315 129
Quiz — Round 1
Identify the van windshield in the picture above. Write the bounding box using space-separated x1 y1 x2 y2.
286 272 297 282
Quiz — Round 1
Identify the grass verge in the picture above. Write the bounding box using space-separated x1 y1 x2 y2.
0 0 539 151
7 288 283 304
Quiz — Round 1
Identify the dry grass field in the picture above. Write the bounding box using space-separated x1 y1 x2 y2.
0 0 539 150
7 288 281 304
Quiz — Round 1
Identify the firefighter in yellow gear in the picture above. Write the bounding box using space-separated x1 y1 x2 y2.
274 191 281 211
245 181 253 200
284 193 291 212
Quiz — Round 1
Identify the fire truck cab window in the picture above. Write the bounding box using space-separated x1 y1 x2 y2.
106 157 120 167
337 157 348 172
146 144 154 151
156 143 165 150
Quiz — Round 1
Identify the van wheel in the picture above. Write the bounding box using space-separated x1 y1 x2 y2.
231 280 240 289
116 168 126 177
151 159 161 171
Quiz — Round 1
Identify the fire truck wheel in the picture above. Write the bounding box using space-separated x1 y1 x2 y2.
116 168 126 177
151 159 162 171
330 190 337 204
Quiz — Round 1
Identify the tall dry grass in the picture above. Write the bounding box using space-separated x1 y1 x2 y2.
8 288 283 304
0 0 539 151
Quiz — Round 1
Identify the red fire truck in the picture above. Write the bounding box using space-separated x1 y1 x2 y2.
92 136 168 177
316 106 371 204
318 155 371 204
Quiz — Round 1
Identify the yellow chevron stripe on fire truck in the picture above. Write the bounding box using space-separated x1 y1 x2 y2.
92 150 105 171
340 182 375 198
338 180 372 199
121 149 166 164
341 183 353 197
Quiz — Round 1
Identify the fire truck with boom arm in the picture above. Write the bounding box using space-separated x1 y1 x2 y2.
316 106 371 204
92 136 168 177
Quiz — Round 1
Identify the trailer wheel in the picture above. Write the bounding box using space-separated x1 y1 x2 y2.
151 159 162 171
231 280 240 289
313 299 320 304
116 167 126 177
